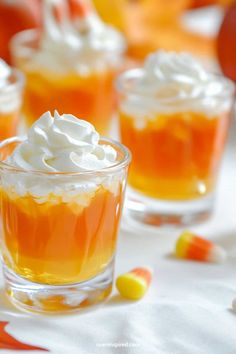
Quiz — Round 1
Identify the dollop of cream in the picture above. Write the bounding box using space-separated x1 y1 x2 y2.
6 111 117 172
137 51 224 100
30 0 125 75
120 51 234 124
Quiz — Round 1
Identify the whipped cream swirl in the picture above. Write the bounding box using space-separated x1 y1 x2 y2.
29 0 125 75
138 51 224 99
119 51 234 123
6 111 117 172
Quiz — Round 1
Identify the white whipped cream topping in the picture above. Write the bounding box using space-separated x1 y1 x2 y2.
28 0 125 75
120 51 233 127
0 59 22 113
6 111 117 172
3 112 120 202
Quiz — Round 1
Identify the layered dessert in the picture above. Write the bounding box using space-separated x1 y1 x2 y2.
11 0 125 134
0 59 24 140
0 111 129 311
118 51 234 200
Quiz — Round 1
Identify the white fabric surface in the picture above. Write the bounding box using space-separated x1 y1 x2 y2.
0 125 236 354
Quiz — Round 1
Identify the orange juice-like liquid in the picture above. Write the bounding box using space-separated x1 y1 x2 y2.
120 111 229 200
0 111 19 141
1 186 122 285
21 69 116 134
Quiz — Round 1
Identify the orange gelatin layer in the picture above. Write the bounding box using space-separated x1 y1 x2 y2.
120 111 229 200
0 111 19 140
21 69 116 135
1 186 122 285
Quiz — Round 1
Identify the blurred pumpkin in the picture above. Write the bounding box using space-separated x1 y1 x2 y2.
0 0 41 63
217 1 236 82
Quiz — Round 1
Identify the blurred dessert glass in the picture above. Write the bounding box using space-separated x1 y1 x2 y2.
10 0 125 135
0 111 130 313
117 51 234 227
0 59 24 140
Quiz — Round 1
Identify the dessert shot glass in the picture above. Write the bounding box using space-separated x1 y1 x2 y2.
116 56 235 227
0 137 130 313
10 0 125 135
0 62 24 141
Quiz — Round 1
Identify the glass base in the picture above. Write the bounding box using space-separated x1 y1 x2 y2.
3 261 114 314
125 187 214 228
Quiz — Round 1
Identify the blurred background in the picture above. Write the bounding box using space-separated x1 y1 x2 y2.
0 0 235 82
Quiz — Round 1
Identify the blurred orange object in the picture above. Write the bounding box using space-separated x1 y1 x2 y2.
219 0 235 4
217 1 236 82
94 0 190 34
189 0 234 7
127 23 215 61
0 0 41 63
189 0 217 7
93 0 215 61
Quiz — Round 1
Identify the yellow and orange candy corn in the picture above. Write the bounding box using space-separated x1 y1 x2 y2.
116 267 153 300
175 231 226 263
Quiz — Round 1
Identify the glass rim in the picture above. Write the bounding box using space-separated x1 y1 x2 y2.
10 28 126 56
0 67 25 96
0 136 131 176
115 67 235 101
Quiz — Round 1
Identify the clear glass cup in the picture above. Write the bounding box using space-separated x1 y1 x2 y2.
0 68 24 141
10 29 125 135
116 68 235 227
0 136 130 314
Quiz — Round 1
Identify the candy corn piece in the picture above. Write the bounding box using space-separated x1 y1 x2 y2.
175 231 226 263
116 267 152 300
